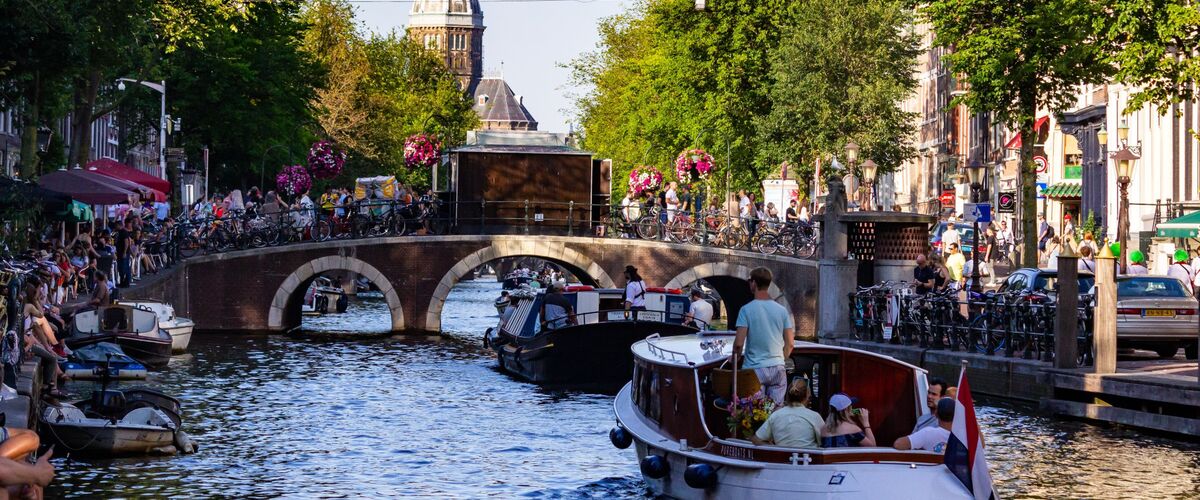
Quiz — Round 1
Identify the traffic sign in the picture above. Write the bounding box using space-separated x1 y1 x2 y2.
997 192 1016 213
939 190 955 207
964 203 992 223
165 147 186 162
1033 155 1048 173
1036 183 1048 199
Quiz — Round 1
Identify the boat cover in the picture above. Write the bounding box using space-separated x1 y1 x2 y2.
72 342 139 365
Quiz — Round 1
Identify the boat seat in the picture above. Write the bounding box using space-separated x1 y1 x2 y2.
120 407 173 428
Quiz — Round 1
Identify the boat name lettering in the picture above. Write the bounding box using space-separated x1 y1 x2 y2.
719 445 754 460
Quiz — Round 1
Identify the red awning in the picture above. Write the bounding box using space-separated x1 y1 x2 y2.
82 167 166 202
87 158 170 194
38 169 140 205
1004 116 1050 149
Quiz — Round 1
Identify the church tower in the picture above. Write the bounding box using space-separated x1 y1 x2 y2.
407 0 485 93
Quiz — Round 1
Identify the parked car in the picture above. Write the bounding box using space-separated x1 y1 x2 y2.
998 268 1095 297
930 221 987 257
1111 275 1199 359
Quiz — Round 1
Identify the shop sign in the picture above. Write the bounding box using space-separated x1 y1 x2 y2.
1064 164 1082 179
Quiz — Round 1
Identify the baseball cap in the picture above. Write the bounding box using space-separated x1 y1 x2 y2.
829 393 858 411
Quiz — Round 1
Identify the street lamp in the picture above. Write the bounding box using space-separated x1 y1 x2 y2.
860 159 878 211
116 78 167 180
966 158 986 294
845 142 861 208
35 127 53 153
1112 147 1139 273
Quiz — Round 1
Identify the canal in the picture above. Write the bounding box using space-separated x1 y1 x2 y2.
49 280 1200 498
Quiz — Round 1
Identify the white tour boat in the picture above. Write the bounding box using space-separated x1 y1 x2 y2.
611 332 974 499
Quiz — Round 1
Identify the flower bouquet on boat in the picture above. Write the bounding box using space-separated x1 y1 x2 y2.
610 332 997 499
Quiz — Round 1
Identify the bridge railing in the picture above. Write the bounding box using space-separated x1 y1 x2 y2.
166 199 821 260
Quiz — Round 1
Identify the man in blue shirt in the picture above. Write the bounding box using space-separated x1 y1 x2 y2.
733 267 795 404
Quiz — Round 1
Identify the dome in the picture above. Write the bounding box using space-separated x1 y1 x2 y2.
409 0 484 29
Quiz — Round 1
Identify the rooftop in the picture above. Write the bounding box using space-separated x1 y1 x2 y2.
472 78 538 128
408 0 483 29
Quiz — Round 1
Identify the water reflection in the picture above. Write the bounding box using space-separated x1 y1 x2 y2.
48 279 1200 498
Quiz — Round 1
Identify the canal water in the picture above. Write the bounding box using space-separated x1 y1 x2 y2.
50 280 1200 498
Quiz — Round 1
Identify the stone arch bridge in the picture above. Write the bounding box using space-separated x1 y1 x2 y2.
131 235 820 337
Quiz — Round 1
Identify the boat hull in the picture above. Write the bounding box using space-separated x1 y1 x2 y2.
41 422 175 457
493 321 697 390
66 335 173 369
163 319 194 353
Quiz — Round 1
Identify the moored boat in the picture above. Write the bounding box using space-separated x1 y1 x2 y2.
118 300 193 353
41 387 196 457
69 305 173 369
502 274 537 290
487 286 699 390
60 342 148 380
610 333 974 499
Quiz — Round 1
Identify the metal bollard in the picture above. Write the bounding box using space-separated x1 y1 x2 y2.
568 201 574 237
480 199 486 233
1092 244 1117 374
524 199 530 235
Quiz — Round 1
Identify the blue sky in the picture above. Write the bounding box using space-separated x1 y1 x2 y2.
353 0 629 134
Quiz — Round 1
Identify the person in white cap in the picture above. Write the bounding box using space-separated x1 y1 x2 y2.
820 393 875 448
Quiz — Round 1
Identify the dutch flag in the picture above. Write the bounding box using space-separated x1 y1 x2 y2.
945 366 997 500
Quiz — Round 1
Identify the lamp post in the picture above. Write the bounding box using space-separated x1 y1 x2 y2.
116 78 167 180
966 158 986 294
861 159 878 211
1111 147 1139 274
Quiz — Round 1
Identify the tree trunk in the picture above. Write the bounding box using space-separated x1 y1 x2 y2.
18 74 41 179
1018 91 1039 268
68 70 102 169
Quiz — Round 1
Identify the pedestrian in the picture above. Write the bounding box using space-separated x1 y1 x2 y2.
114 219 132 288
732 267 795 404
945 243 965 285
1167 249 1196 295
1044 237 1062 269
1078 245 1096 273
684 288 713 330
665 181 680 219
786 200 800 224
941 222 960 256
996 220 1014 267
1127 250 1150 275
1037 215 1055 262
983 226 999 286
623 265 648 316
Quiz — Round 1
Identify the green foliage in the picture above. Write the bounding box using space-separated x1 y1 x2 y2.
756 0 919 193
569 0 800 199
164 1 322 189
1102 0 1200 113
1075 209 1098 242
301 0 477 189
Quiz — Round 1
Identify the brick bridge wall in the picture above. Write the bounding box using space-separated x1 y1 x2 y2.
126 235 820 337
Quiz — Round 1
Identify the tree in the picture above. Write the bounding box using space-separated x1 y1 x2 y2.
570 0 799 200
921 0 1109 267
1103 0 1200 113
756 0 919 194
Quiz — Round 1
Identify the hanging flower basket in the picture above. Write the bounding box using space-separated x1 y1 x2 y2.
403 133 443 170
675 148 714 183
308 140 347 180
276 164 312 198
628 165 664 194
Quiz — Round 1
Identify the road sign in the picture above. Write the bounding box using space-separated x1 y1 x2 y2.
1033 155 1048 173
165 147 186 162
1036 183 1048 199
939 190 955 207
964 203 992 223
997 192 1016 213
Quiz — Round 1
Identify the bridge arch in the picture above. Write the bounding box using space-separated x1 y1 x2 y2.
425 240 618 331
268 255 404 331
663 262 793 328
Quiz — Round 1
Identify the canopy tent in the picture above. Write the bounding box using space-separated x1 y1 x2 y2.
38 168 141 205
0 176 74 213
87 158 170 194
1156 211 1200 239
1042 182 1082 200
83 167 166 202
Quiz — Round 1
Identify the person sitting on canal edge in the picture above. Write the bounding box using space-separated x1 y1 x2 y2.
732 267 795 404
751 378 823 449
913 377 948 432
821 393 875 448
684 288 713 330
895 397 955 453
623 265 648 316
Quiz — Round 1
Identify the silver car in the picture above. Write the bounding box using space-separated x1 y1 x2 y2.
1115 276 1200 359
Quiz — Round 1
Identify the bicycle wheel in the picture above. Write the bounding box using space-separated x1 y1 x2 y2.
314 219 333 242
177 234 201 258
636 217 659 240
757 233 780 255
794 235 818 258
969 312 1005 354
391 215 408 236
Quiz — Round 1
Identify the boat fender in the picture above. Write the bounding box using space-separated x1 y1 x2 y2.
174 430 198 454
609 427 633 449
483 328 493 348
639 454 670 480
684 463 718 490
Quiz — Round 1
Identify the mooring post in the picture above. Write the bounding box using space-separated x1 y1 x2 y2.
1054 241 1079 369
568 200 575 237
480 199 486 233
524 199 530 235
1092 244 1117 374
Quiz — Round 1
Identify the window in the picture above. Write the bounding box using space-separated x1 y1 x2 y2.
449 34 466 51
424 34 439 50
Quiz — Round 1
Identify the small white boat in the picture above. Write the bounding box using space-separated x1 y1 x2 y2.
119 301 193 353
71 305 173 368
41 388 196 456
611 333 975 499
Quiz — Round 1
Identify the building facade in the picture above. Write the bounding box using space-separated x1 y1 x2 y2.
407 0 485 94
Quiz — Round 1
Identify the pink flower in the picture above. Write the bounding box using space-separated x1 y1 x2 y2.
276 165 312 197
404 134 443 170
675 148 713 183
